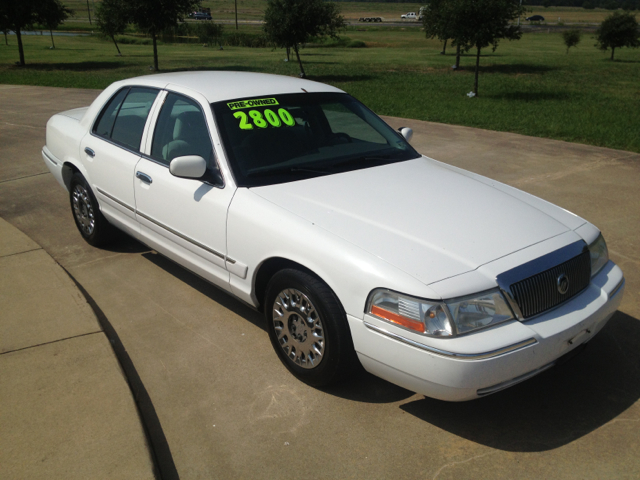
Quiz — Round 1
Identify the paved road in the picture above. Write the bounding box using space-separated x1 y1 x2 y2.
1 84 639 479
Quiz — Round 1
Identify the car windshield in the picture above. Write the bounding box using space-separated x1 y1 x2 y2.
211 92 420 187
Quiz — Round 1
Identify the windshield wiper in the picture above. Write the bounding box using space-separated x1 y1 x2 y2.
245 166 330 178
329 154 392 170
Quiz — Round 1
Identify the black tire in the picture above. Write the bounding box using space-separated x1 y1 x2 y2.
69 172 114 247
265 269 357 387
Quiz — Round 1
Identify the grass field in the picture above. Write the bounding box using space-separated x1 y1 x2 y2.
1 26 639 153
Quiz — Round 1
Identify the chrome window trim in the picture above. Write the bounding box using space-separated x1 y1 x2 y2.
363 321 536 360
96 187 135 212
136 209 235 264
497 240 589 320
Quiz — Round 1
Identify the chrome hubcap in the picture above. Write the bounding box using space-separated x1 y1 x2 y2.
72 184 95 235
272 288 325 369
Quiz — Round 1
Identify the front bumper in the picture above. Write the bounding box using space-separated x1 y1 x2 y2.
348 261 624 401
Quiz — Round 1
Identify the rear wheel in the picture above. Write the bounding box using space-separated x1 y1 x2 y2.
69 173 114 247
265 269 357 387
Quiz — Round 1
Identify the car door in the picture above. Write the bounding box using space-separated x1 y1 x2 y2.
80 86 160 237
134 90 236 290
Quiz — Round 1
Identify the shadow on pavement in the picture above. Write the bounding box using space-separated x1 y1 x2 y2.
141 251 266 331
322 370 415 403
400 311 640 452
101 230 151 254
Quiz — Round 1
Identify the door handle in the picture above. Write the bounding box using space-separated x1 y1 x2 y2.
136 171 153 184
84 147 95 158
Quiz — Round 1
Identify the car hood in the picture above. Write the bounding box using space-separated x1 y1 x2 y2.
251 157 576 286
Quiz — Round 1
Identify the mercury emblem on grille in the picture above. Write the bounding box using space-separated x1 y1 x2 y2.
557 273 569 295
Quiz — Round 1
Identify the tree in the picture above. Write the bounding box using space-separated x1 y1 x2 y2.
562 28 582 53
429 0 524 97
264 0 345 78
0 0 41 65
595 11 640 60
129 0 199 70
462 0 525 96
95 0 130 55
38 0 72 49
0 11 10 46
423 0 468 66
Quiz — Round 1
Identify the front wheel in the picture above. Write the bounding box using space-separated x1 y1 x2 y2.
265 269 357 387
69 173 114 247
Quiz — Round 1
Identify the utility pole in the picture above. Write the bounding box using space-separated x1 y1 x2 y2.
235 0 238 30
86 0 92 25
517 0 522 26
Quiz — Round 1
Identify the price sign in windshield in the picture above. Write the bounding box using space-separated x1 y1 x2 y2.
228 97 296 131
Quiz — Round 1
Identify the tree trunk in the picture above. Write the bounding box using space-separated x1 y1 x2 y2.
235 0 238 30
152 33 159 70
286 47 290 61
16 28 25 65
455 44 461 69
4 31 8 46
112 35 121 55
293 43 305 78
474 45 481 96
441 38 447 55
86 0 92 25
610 47 615 60
50 29 55 49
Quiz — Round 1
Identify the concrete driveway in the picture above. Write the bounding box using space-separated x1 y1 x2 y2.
1 84 639 479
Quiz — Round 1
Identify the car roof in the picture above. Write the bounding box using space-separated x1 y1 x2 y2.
122 71 345 103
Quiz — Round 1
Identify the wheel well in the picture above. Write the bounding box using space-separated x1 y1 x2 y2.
254 257 316 312
62 162 80 190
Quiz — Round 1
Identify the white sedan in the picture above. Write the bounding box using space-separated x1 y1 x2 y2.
42 72 624 401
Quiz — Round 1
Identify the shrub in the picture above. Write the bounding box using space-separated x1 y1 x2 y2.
116 36 152 45
347 40 366 48
562 29 582 53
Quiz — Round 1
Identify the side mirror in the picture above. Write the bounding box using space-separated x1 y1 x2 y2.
398 127 413 143
169 155 207 179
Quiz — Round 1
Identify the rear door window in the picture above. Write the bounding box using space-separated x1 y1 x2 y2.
93 87 158 152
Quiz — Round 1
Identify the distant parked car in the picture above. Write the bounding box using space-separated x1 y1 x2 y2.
526 15 545 22
193 12 212 20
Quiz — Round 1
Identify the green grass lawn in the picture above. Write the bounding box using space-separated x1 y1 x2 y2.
1 27 639 152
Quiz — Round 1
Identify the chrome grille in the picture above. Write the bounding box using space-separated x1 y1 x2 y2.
509 251 591 319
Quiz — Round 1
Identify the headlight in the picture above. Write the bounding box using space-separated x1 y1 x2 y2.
445 289 514 335
367 288 514 337
588 233 609 277
367 289 453 336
